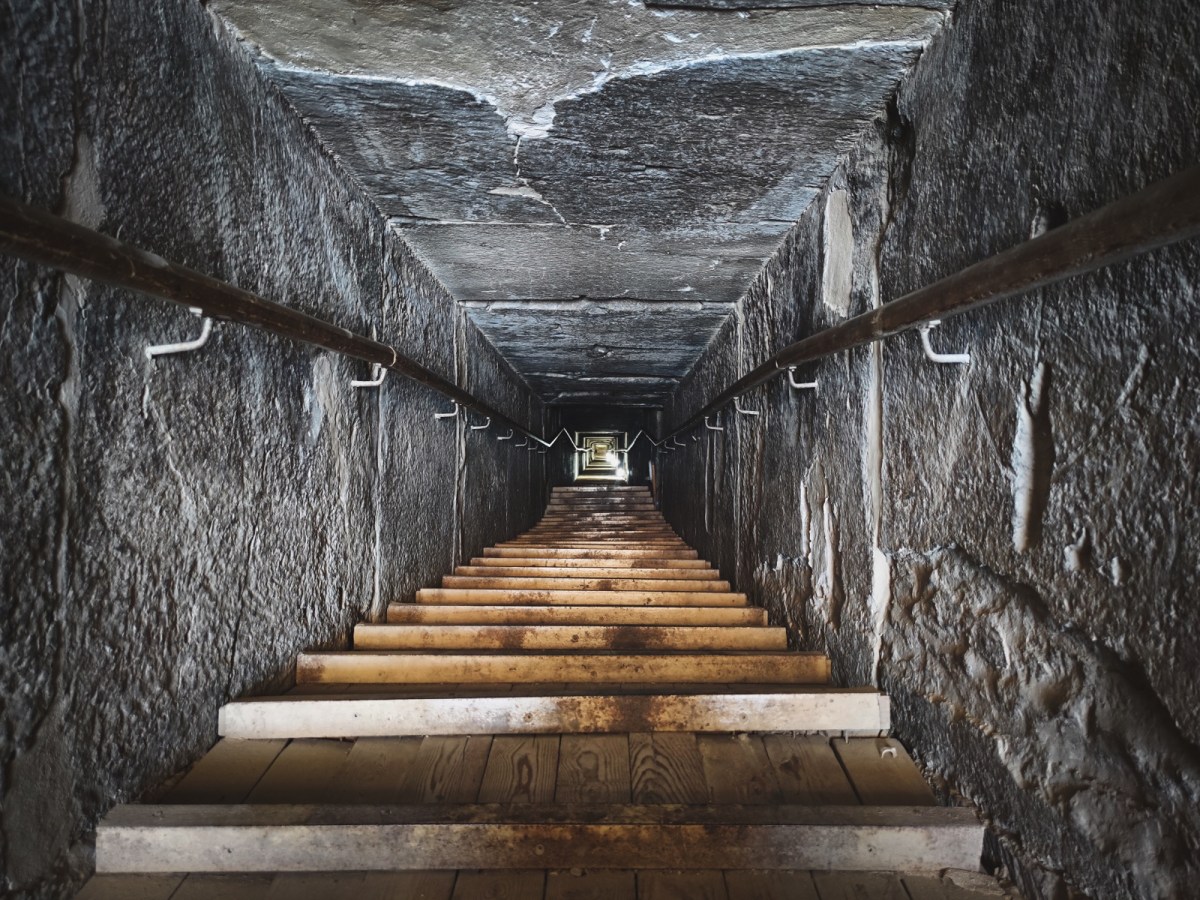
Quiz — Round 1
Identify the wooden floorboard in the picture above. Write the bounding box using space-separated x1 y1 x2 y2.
556 734 631 803
546 869 637 900
723 870 820 900
246 739 352 804
696 735 783 805
639 870 728 900
295 651 828 685
385 604 768 627
451 870 546 900
811 871 908 900
629 733 708 804
478 736 561 803
833 737 936 806
761 735 858 805
161 738 286 804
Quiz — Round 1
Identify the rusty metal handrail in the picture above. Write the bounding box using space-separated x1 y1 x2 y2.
0 195 548 445
662 164 1200 441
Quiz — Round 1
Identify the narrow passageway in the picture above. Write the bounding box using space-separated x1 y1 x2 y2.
4 1 1199 898
82 486 996 898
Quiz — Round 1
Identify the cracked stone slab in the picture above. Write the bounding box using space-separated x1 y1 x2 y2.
466 300 731 403
396 222 778 307
215 0 945 137
214 0 945 403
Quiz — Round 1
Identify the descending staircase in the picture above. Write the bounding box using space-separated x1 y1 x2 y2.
82 485 1006 900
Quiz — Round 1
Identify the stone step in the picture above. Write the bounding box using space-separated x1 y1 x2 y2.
353 624 786 651
440 576 732 592
415 588 747 607
469 556 710 569
97 803 980 874
386 603 767 627
483 547 699 560
219 688 887 738
453 565 722 580
294 651 829 685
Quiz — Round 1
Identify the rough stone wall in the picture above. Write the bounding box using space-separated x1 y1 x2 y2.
660 0 1200 896
0 3 545 898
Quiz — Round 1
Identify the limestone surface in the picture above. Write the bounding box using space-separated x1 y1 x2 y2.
213 0 945 403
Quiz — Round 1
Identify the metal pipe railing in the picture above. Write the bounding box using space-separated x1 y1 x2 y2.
661 163 1200 441
0 195 547 445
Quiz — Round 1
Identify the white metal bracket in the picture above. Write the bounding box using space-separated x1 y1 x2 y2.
919 320 970 365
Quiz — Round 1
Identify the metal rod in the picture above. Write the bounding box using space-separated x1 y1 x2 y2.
664 164 1200 439
0 195 546 445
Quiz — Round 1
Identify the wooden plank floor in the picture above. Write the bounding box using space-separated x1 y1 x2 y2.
133 734 930 809
79 868 1012 899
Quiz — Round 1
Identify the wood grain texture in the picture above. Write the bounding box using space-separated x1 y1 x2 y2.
629 733 708 803
75 875 183 900
557 734 631 803
334 737 424 803
833 738 936 806
761 735 857 805
722 870 819 900
639 871 729 900
900 871 1010 899
479 736 561 803
357 872 458 900
401 735 494 803
546 869 637 900
171 875 275 899
696 735 782 805
452 871 546 900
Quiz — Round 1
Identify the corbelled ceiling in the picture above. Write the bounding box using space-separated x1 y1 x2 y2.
214 0 948 405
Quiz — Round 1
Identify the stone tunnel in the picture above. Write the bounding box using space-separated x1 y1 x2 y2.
2 1 1199 898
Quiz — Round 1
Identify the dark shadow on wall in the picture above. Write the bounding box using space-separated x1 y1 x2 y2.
0 3 546 897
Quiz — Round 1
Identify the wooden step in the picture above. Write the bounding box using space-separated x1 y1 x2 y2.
485 548 698 559
498 548 691 554
453 565 722 580
469 556 710 569
507 538 682 545
441 577 732 592
219 689 888 738
547 501 657 508
531 530 673 536
416 588 747 606
353 624 786 651
97 803 981 874
295 652 829 685
547 504 656 511
386 604 768 627
553 486 649 492
537 514 667 521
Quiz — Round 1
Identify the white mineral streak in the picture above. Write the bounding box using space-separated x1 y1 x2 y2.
213 0 943 139
1011 361 1049 553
